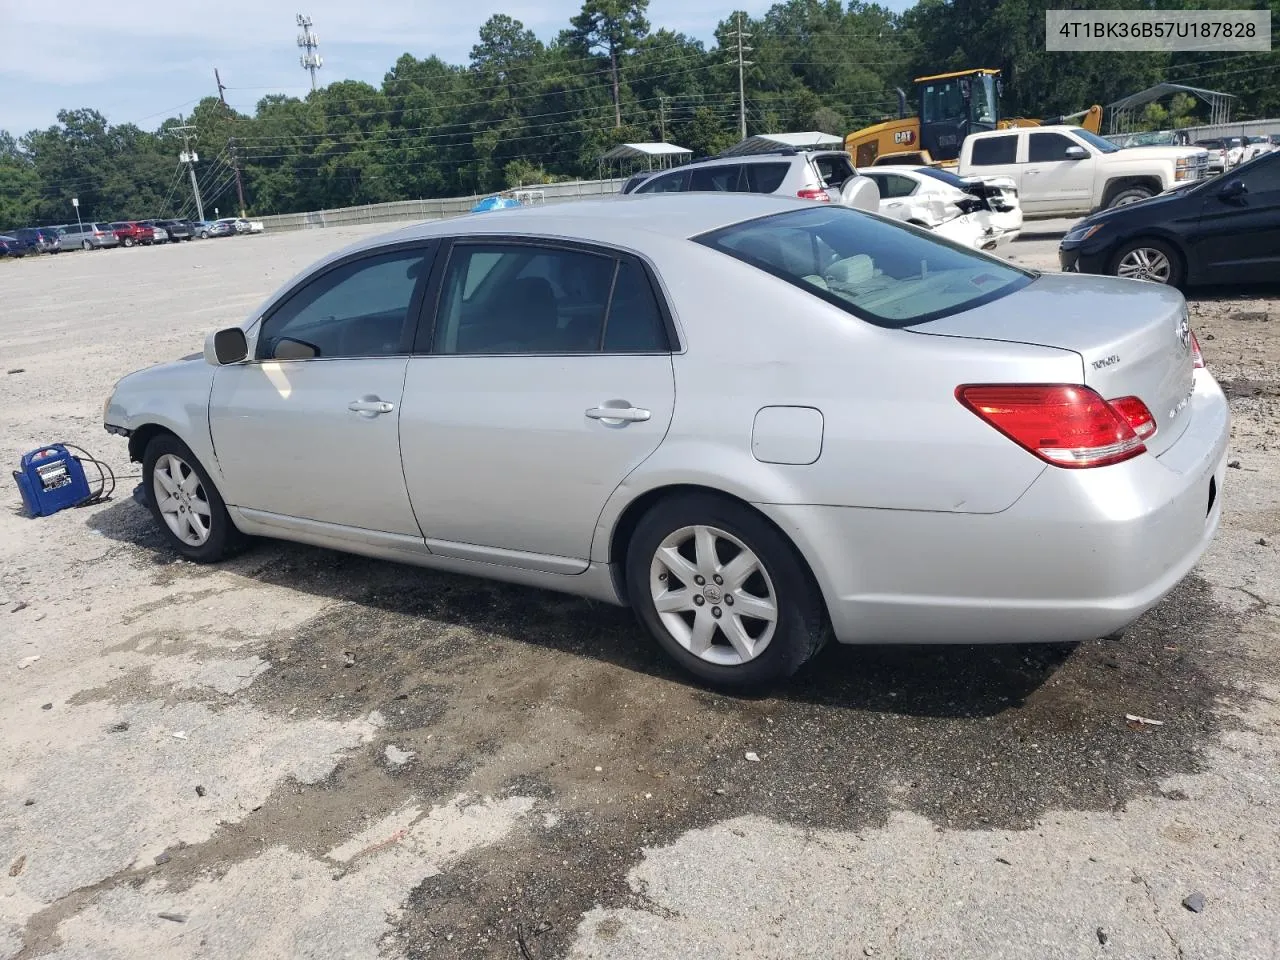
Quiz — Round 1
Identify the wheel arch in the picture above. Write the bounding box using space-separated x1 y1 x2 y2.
1100 175 1162 208
604 482 828 616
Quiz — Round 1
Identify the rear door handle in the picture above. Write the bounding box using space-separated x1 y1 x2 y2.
586 403 651 424
348 397 395 416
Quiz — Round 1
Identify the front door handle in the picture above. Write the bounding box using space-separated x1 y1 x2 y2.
586 402 651 424
348 397 395 416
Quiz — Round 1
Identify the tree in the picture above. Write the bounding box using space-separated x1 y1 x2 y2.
570 0 651 128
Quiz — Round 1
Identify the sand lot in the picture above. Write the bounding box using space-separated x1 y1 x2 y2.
2 225 1278 960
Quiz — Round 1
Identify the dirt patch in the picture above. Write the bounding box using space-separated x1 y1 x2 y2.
69 501 1254 959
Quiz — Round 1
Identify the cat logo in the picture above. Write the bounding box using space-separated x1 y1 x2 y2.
893 130 916 145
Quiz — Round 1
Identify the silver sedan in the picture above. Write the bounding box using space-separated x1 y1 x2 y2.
103 195 1230 687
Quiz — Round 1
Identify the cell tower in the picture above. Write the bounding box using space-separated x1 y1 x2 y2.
297 14 322 90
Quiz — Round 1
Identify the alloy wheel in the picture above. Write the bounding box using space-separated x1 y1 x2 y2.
153 453 213 546
649 524 778 666
1116 247 1172 283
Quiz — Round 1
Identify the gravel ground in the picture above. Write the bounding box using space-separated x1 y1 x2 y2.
1 224 1277 960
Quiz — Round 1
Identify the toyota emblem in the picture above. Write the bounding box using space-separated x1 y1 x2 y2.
1176 314 1191 352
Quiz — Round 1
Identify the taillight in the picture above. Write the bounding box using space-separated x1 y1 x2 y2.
956 384 1147 469
1190 330 1205 369
797 187 831 202
1109 395 1157 440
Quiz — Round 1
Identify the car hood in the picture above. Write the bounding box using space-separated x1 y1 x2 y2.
1116 145 1208 161
1073 181 1201 228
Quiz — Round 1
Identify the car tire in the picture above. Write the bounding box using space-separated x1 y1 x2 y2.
626 493 829 689
200 230 210 239
82 240 92 250
122 237 134 247
1109 237 1184 287
1105 186 1155 208
142 434 246 563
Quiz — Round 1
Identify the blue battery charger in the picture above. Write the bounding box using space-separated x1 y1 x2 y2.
13 444 94 517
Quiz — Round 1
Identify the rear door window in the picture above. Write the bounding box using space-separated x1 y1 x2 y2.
689 165 744 192
970 135 1017 166
603 261 669 352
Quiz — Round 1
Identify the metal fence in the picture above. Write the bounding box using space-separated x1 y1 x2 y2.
257 178 626 233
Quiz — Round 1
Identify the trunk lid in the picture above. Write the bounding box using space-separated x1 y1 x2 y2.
914 273 1196 456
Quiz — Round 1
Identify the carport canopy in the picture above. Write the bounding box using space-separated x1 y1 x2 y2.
720 132 844 156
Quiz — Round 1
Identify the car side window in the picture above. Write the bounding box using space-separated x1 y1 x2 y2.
873 174 917 199
636 171 688 193
970 135 1017 166
1028 132 1078 163
257 248 429 361
603 261 669 352
1239 155 1280 193
689 165 743 192
434 244 615 355
743 162 789 193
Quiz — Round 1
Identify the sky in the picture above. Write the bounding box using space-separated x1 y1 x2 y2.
0 0 913 137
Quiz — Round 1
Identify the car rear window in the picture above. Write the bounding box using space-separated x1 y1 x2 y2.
689 165 743 192
696 206 1033 328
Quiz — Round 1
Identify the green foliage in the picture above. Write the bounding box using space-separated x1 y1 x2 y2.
2 0 1277 229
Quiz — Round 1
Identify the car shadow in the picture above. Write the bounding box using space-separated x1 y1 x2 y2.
85 492 1072 721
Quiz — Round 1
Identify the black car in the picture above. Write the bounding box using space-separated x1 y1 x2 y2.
0 235 26 257
154 218 193 241
1059 148 1280 288
12 227 60 254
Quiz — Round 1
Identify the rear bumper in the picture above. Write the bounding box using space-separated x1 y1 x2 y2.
760 371 1230 645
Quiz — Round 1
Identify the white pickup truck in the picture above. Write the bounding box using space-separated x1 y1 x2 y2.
956 125 1211 218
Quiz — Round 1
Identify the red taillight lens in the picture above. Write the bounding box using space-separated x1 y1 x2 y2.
797 187 831 202
1109 395 1157 440
956 384 1147 469
1190 330 1205 369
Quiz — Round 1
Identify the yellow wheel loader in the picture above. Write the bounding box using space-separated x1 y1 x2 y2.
845 68 1102 169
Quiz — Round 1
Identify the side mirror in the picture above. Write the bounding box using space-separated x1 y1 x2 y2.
204 327 248 365
1219 178 1248 201
1063 146 1089 161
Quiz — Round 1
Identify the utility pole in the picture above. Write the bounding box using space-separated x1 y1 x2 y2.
297 15 323 91
728 13 753 140
658 95 667 142
172 116 205 222
215 68 248 217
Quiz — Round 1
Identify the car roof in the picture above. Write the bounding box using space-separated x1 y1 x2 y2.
377 193 818 247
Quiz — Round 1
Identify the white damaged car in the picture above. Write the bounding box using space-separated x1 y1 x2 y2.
865 167 1022 251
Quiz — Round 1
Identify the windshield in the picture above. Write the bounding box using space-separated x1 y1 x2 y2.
696 206 1033 328
1073 128 1119 154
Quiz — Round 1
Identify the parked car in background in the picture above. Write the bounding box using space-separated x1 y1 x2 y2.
862 166 1022 250
103 194 1228 688
206 220 236 238
243 218 265 233
13 227 61 253
154 219 193 242
631 149 880 211
58 222 122 250
111 221 156 247
189 220 215 238
1059 146 1280 287
1242 136 1273 163
140 220 170 243
959 126 1211 217
0 235 26 257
